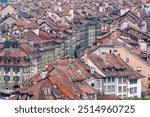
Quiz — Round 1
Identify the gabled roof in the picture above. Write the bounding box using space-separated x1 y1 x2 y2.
1 4 16 11
87 53 144 79
0 15 18 24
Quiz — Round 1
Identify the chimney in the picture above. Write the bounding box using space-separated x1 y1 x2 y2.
40 65 48 79
101 52 106 63
40 70 47 79
84 50 88 64
53 84 58 89
77 69 82 76
137 9 141 18
43 87 48 95
47 88 52 95
68 62 73 69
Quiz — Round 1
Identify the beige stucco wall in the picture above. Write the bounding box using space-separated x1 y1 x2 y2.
118 47 150 92
0 5 15 18
0 17 17 26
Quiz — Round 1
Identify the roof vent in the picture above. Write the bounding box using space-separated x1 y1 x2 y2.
53 84 58 89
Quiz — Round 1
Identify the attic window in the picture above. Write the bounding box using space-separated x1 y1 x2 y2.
4 57 10 64
113 50 118 52
126 58 129 63
24 57 30 63
14 58 20 64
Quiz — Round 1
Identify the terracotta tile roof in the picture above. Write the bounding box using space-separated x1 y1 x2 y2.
14 21 38 29
13 58 99 100
97 94 121 100
0 48 28 57
88 53 143 79
24 30 42 41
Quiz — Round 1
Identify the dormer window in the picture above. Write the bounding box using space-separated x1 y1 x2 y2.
14 57 20 64
24 57 30 63
4 57 10 64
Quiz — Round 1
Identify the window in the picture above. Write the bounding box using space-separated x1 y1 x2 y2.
13 76 19 82
95 80 101 88
91 83 95 87
104 79 106 83
4 67 10 73
148 83 150 88
134 95 138 98
108 86 111 92
113 50 118 52
13 68 20 74
126 58 129 63
123 86 127 92
24 57 30 63
109 50 112 53
0 57 2 63
118 86 122 93
14 58 20 64
130 79 137 84
4 75 10 82
134 87 137 93
130 87 137 94
106 85 116 92
104 86 106 92
123 94 127 99
130 88 134 94
118 95 122 99
4 57 10 64
137 67 141 72
112 85 115 91
118 78 122 84
112 78 115 82
148 75 150 81
108 78 111 83
123 78 127 84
